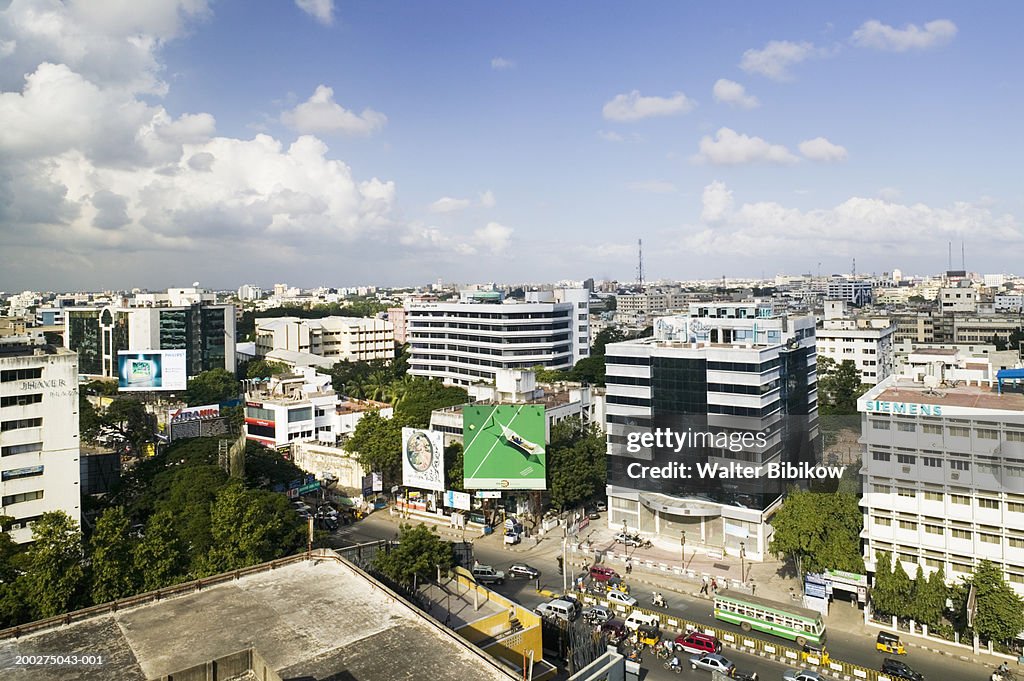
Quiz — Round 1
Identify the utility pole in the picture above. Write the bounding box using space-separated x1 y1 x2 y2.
637 238 644 293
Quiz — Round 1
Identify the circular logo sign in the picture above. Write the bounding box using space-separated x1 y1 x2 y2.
405 431 435 472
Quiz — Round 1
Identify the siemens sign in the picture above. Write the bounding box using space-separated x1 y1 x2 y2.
864 400 943 416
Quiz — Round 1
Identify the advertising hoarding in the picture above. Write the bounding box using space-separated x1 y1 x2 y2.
168 403 221 424
444 490 471 511
117 350 187 391
401 428 445 492
463 404 547 490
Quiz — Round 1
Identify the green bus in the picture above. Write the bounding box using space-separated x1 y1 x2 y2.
713 592 825 646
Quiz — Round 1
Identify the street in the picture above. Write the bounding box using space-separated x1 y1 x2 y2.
333 515 988 681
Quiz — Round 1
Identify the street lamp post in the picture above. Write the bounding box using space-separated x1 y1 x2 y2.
681 531 686 570
740 541 746 584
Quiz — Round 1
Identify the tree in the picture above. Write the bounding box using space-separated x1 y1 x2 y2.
20 512 87 618
445 442 464 492
243 441 306 489
909 566 947 627
0 516 29 627
889 560 913 619
134 509 188 591
570 355 606 386
373 524 453 588
201 483 300 575
89 507 139 603
393 378 467 428
344 411 403 485
817 357 867 415
769 490 864 581
591 326 626 356
970 560 1024 643
183 369 240 406
547 418 606 509
988 335 1008 351
871 551 897 617
101 398 155 455
245 360 288 379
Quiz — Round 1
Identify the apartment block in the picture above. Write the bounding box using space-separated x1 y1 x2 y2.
254 317 394 363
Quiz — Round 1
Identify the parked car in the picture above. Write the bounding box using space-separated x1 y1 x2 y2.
471 565 505 585
783 670 823 681
508 564 540 579
606 589 637 607
688 653 735 674
589 565 620 582
880 658 924 681
614 532 643 547
595 500 607 511
582 606 613 625
674 632 721 655
535 599 576 622
587 510 601 520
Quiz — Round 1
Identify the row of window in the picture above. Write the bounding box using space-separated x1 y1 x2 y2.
870 486 1024 512
1 417 42 432
872 421 1024 441
715 601 818 633
873 548 1024 583
1 442 43 457
1 490 43 506
0 393 43 408
0 368 43 383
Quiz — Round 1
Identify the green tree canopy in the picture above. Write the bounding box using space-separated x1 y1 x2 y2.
101 397 155 455
183 369 240 406
591 326 626 356
445 442 464 492
245 360 289 379
570 355 606 386
909 565 946 627
817 357 867 416
344 411 403 485
373 524 453 587
134 508 188 591
20 512 87 619
971 559 1024 643
547 418 606 509
768 490 864 580
89 507 138 604
393 378 468 428
201 483 301 575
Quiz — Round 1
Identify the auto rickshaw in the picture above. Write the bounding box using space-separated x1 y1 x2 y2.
606 577 630 594
875 631 906 655
801 643 830 665
635 623 661 648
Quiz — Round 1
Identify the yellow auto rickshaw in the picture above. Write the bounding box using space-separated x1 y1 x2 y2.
801 643 830 665
636 623 661 648
875 631 906 655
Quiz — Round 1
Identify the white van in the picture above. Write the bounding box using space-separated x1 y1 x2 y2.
623 610 660 631
535 599 576 622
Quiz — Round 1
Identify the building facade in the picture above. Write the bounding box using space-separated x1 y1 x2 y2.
859 373 1024 596
407 289 588 386
0 341 80 543
254 317 394 363
65 303 236 378
604 303 819 561
816 305 896 385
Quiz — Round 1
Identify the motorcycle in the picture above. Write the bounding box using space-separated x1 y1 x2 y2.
626 648 642 664
992 667 1020 681
663 660 682 674
651 592 667 608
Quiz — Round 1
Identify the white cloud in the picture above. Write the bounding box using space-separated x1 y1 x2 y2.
0 40 15 58
429 197 471 213
598 130 624 142
295 0 335 26
798 136 848 162
478 190 496 208
676 182 1022 259
627 180 677 194
700 181 733 224
851 19 957 52
712 79 760 109
602 90 695 122
280 85 386 136
473 222 513 254
739 40 824 81
491 57 515 70
692 127 798 165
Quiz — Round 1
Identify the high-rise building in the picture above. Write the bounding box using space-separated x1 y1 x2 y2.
0 339 80 543
65 302 236 378
254 317 394 363
859 371 1024 596
816 301 896 385
406 289 589 386
604 302 818 561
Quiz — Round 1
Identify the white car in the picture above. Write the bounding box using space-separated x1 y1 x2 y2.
606 589 637 607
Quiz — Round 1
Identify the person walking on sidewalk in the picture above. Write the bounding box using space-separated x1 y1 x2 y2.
700 575 709 595
625 559 632 574
711 578 718 594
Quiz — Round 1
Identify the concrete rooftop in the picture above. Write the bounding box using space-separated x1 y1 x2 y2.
0 554 514 681
875 379 1024 412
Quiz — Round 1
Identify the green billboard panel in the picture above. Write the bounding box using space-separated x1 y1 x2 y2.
463 404 547 490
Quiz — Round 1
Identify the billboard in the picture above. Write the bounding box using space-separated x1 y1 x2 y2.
463 404 547 490
444 490 471 511
168 403 220 424
117 350 187 391
402 428 445 492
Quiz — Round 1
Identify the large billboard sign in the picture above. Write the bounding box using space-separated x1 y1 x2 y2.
463 404 547 490
168 403 220 424
117 350 187 391
402 428 445 492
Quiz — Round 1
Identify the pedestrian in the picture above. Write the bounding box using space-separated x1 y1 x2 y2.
700 575 709 595
626 559 632 574
711 578 718 594
751 580 756 596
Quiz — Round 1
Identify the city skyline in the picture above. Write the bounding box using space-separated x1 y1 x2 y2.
2 1 1024 290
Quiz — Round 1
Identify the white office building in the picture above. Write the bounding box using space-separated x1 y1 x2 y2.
816 302 896 385
254 317 394 363
407 289 589 386
826 279 873 306
604 303 818 561
859 371 1024 596
0 340 80 543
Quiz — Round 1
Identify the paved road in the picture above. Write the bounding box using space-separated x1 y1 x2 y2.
333 516 987 681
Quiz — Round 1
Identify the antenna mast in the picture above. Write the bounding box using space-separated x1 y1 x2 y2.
637 238 644 292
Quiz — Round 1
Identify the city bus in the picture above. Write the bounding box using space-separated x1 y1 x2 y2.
712 592 825 646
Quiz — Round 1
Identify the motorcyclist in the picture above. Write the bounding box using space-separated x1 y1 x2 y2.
652 591 666 607
669 655 680 670
663 638 675 657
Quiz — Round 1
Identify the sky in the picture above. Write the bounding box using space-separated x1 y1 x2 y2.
1 0 1023 291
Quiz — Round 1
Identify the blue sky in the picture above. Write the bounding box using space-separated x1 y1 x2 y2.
1 0 1022 290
